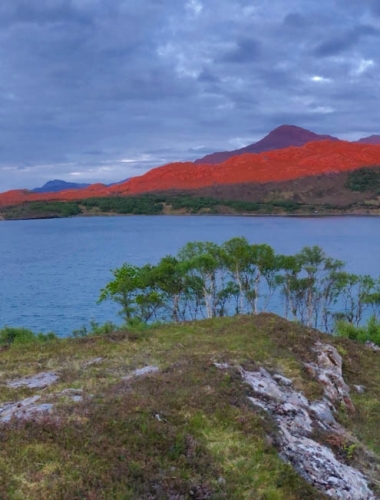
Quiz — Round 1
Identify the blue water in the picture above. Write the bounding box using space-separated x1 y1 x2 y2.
0 216 379 336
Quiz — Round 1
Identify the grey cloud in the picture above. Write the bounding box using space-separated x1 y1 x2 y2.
197 69 220 83
219 38 262 63
83 150 105 156
282 13 308 28
314 35 356 57
0 0 94 28
314 24 380 56
0 0 380 190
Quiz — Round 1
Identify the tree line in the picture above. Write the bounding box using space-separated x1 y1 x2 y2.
99 237 380 333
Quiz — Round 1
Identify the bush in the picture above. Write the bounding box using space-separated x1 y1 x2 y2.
0 327 57 346
72 320 119 338
335 316 380 345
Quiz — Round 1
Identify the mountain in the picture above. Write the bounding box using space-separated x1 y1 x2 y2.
105 140 380 196
194 124 340 164
2 140 380 207
31 178 131 194
32 180 91 193
355 135 380 145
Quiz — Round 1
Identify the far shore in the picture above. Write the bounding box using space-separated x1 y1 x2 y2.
2 210 380 221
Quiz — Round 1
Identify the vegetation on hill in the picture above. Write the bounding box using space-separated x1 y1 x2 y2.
1 314 380 498
1 201 81 219
0 327 56 346
345 166 380 192
2 236 380 497
100 237 380 337
0 194 349 220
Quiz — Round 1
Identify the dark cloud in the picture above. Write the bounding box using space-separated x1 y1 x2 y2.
0 0 379 189
314 35 356 57
314 24 380 56
282 13 308 28
219 38 262 63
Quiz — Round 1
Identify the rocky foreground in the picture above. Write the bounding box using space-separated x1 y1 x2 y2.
1 314 380 499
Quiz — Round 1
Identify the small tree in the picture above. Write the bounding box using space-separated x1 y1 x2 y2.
98 263 165 324
333 273 375 326
98 263 142 322
178 241 228 318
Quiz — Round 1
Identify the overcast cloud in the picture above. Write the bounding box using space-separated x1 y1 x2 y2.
0 0 380 190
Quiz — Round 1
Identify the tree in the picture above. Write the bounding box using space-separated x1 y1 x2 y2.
151 255 202 322
251 243 280 313
277 247 344 329
333 273 375 326
98 263 165 324
222 237 255 314
178 241 228 318
98 263 142 322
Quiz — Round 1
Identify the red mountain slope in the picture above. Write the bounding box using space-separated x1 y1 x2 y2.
194 124 340 164
2 140 380 207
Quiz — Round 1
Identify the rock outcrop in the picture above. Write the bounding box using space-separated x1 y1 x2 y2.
1 366 160 424
305 342 355 412
0 396 53 423
8 371 59 389
216 342 377 499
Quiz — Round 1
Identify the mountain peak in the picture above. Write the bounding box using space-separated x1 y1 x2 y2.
32 179 91 193
194 124 340 164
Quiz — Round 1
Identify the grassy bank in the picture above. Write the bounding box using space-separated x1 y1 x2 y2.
1 314 380 498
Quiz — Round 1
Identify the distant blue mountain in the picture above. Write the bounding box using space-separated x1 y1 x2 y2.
32 179 91 193
31 178 131 194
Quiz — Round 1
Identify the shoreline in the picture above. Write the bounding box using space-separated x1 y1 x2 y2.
2 210 380 221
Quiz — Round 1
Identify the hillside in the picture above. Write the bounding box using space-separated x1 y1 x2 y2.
194 124 340 164
2 141 380 209
1 314 380 499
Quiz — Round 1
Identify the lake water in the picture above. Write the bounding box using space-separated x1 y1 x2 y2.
0 215 379 336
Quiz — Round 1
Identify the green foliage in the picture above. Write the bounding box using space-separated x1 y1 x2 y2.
99 263 167 323
79 194 306 216
1 194 311 220
100 237 376 332
27 201 81 217
71 320 119 338
223 200 261 212
335 315 380 345
0 327 57 346
81 196 163 214
345 167 380 192
170 195 219 213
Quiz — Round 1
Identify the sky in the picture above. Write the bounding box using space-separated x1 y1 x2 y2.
1 0 380 191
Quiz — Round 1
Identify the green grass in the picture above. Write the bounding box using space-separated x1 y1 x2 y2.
1 314 380 498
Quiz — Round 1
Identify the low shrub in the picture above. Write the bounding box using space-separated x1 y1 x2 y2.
71 320 119 338
0 326 57 346
335 315 380 345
